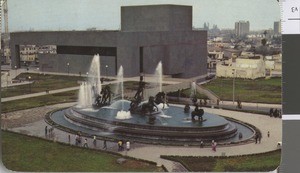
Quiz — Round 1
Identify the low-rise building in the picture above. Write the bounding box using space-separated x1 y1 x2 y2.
216 56 266 79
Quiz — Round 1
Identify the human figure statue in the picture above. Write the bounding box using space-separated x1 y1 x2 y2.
130 80 145 112
184 104 190 113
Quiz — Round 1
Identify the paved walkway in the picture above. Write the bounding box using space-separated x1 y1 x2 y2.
1 103 282 172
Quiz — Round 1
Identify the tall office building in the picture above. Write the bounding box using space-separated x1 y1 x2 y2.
274 21 281 34
235 21 250 37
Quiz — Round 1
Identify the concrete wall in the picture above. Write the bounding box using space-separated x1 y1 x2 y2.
39 54 116 76
121 5 192 32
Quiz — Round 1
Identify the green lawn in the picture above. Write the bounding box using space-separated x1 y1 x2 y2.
202 77 281 104
1 90 78 113
2 131 162 172
1 73 85 98
161 150 281 172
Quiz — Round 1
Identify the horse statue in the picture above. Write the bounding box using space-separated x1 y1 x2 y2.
191 104 204 121
141 96 159 115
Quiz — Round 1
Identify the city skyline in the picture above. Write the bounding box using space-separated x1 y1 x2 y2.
4 0 280 32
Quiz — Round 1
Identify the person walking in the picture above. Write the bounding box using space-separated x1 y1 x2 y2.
83 138 88 148
126 141 130 151
93 136 97 147
267 131 270 138
45 126 48 136
212 142 217 152
103 140 107 150
118 140 122 151
68 134 71 144
255 133 259 144
258 133 262 143
200 140 204 148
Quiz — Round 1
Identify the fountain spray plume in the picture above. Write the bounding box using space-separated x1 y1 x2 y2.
190 82 196 98
117 66 124 110
155 61 163 93
115 65 132 119
77 54 102 108
88 54 102 94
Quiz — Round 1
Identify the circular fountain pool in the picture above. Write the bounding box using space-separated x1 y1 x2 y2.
47 100 256 146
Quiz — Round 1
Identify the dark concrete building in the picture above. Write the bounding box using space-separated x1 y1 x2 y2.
10 4 207 78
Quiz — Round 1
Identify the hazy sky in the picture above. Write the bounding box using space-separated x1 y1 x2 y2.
6 0 280 32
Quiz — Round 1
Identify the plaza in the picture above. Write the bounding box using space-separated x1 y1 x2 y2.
1 67 282 172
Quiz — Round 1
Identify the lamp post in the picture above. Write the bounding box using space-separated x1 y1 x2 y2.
67 62 70 75
105 65 108 78
28 76 31 93
232 69 236 104
6 72 9 89
14 65 17 77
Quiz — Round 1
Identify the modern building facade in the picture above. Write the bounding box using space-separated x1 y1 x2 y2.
235 21 250 37
10 5 207 78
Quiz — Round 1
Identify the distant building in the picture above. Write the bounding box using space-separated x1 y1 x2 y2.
235 21 250 37
274 21 281 34
38 45 57 54
10 5 207 78
216 56 266 79
20 45 38 64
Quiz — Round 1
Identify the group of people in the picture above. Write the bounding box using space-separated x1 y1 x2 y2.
269 108 281 118
69 131 132 152
199 140 217 152
117 140 130 151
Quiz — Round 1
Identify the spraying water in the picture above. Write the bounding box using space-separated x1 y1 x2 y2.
190 82 196 98
115 65 132 119
155 61 163 93
116 66 124 110
78 54 101 108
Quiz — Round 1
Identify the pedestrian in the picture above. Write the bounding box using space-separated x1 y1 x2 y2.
45 126 48 136
93 136 97 147
68 134 71 144
83 138 88 148
269 108 274 117
126 141 130 151
258 133 262 143
103 140 107 150
121 140 124 151
75 134 79 145
200 140 204 148
118 140 122 151
212 142 217 152
267 131 270 138
255 133 258 144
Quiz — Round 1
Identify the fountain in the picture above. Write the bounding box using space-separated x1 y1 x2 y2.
78 54 102 108
46 57 256 146
115 66 132 120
